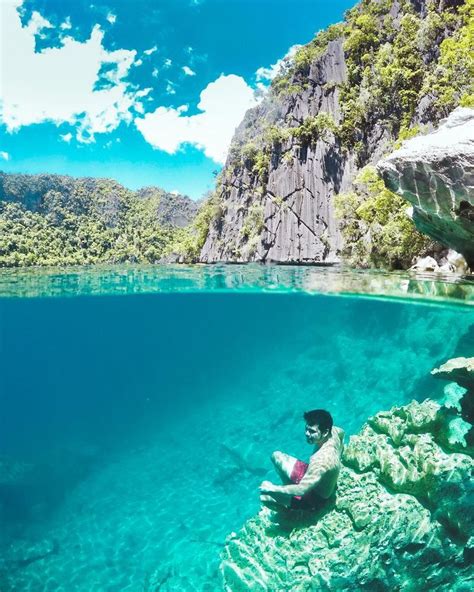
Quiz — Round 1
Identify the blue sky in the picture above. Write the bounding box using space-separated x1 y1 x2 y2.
0 0 357 199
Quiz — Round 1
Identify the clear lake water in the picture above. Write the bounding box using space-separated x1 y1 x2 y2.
0 264 473 591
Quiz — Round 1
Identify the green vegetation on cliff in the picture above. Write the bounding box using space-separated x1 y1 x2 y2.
276 0 473 148
0 173 197 267
335 166 435 268
339 0 473 150
215 0 473 269
168 190 224 262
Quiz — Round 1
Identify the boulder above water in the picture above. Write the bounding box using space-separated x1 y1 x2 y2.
377 108 474 269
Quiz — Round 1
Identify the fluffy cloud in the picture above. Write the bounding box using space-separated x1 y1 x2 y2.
0 1 148 142
182 66 196 76
144 45 158 56
60 17 72 30
0 151 10 161
135 74 259 164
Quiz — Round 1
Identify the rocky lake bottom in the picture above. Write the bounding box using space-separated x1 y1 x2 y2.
0 265 473 591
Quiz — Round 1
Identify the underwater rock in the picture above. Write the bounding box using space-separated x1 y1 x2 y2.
378 107 474 269
432 356 474 449
432 357 474 392
220 394 474 590
0 537 59 587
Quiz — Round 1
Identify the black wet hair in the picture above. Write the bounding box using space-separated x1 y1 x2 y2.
303 409 333 434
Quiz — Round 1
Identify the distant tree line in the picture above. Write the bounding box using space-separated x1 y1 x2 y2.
0 172 198 267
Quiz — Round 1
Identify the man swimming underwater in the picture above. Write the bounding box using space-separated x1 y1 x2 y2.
259 409 344 511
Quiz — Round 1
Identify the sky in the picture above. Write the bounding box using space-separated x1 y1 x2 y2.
0 0 357 199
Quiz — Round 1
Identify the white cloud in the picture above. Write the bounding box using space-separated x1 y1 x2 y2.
60 17 72 30
135 74 259 164
182 65 196 76
106 12 116 24
255 44 300 83
135 59 143 67
164 58 172 67
29 10 53 36
0 1 148 142
60 132 72 143
166 81 176 95
152 67 159 78
144 45 157 56
0 151 10 161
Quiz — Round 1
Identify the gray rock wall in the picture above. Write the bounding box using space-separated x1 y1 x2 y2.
200 39 357 264
199 0 468 266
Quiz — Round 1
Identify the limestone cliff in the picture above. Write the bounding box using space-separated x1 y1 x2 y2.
199 0 473 265
201 38 354 263
378 107 474 268
220 357 474 591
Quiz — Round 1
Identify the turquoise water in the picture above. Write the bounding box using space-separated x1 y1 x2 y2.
0 265 473 591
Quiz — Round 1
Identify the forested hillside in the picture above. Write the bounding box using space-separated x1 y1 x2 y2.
0 173 198 266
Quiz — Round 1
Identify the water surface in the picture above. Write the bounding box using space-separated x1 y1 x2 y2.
0 265 472 591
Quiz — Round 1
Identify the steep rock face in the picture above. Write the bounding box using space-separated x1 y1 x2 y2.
200 39 355 263
199 0 471 265
378 108 474 268
220 359 474 591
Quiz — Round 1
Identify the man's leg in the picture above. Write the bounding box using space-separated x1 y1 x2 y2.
271 451 298 484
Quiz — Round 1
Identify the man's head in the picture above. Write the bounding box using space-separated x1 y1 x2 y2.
303 409 333 446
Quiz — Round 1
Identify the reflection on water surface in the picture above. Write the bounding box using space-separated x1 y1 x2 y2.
0 263 473 306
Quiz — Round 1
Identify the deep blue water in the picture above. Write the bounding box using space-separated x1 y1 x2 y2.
0 281 473 590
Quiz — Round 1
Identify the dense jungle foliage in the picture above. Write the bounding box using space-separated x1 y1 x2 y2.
0 173 197 267
190 0 473 267
334 166 436 268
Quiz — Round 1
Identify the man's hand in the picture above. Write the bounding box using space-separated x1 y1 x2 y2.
259 480 277 493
